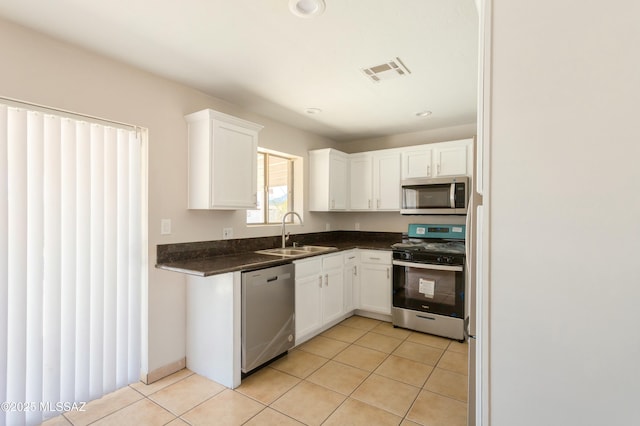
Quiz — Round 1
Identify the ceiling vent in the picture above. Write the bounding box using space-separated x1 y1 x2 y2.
362 57 411 83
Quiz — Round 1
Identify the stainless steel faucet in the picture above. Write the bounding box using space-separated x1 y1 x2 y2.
281 211 303 248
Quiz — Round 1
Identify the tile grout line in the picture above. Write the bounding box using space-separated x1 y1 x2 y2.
61 317 466 426
317 321 417 423
312 320 467 423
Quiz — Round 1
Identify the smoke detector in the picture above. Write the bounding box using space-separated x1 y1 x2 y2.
362 58 411 83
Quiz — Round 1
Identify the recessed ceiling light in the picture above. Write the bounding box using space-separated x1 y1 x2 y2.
289 0 326 18
305 107 322 114
416 110 433 117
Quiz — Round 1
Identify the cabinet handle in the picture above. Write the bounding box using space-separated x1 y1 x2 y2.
427 165 431 176
354 266 358 276
387 268 390 279
325 274 329 286
377 199 380 208
369 257 381 261
318 276 323 288
368 199 371 209
437 164 441 175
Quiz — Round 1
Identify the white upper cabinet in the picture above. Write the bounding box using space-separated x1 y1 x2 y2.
372 151 401 210
349 151 400 211
349 153 373 210
402 147 433 179
186 109 262 209
310 139 470 213
309 148 348 211
401 138 473 179
432 141 471 177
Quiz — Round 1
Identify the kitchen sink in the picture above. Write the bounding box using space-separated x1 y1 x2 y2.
255 245 337 257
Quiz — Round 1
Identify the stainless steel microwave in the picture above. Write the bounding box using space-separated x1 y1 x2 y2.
400 176 469 215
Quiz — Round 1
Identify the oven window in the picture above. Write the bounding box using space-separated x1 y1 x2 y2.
405 268 455 306
393 264 465 317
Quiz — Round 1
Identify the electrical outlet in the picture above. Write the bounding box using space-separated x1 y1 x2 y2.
355 222 360 231
222 227 233 240
160 219 171 235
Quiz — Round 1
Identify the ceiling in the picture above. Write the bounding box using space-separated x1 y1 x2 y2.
0 0 479 142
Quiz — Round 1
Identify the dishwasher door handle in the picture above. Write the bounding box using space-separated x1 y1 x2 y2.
265 272 291 282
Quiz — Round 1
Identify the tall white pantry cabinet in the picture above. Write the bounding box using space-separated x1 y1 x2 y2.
186 109 263 209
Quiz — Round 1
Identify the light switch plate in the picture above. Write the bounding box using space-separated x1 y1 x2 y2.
160 219 171 235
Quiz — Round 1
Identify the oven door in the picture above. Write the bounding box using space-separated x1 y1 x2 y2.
392 260 465 318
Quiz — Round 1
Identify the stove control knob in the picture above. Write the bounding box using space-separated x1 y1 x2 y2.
437 256 443 263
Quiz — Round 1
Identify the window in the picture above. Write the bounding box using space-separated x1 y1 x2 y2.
247 150 294 224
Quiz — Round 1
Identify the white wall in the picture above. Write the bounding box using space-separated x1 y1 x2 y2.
0 18 340 378
488 1 640 424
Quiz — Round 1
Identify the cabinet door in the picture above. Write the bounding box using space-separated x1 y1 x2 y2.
211 120 258 208
322 267 344 324
359 263 392 315
329 153 348 210
295 273 323 340
343 251 359 312
349 154 372 210
433 144 468 177
402 148 433 179
373 152 401 210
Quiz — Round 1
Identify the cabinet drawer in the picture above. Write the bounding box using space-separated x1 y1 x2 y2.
294 258 322 278
360 250 391 264
343 250 359 264
322 252 343 270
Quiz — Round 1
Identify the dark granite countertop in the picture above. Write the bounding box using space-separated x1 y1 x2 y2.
156 231 401 277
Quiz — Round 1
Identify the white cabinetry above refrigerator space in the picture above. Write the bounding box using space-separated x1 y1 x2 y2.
186 109 262 209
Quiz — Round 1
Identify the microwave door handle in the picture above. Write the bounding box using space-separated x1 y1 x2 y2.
450 183 456 208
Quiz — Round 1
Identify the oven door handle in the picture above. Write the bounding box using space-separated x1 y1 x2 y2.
392 260 463 272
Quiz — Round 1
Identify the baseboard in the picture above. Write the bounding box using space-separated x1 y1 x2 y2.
141 357 187 385
353 309 392 323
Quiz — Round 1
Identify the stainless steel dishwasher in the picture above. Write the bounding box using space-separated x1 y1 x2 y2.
241 263 295 374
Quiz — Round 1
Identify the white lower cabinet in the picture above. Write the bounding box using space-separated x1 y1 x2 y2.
343 250 359 312
186 272 241 389
358 250 393 315
294 252 344 344
294 249 393 344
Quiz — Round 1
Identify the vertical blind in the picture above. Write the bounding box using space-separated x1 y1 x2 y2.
0 103 142 426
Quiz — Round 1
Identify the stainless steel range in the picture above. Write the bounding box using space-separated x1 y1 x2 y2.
391 224 466 341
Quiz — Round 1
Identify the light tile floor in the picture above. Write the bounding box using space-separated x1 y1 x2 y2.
42 316 468 426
